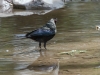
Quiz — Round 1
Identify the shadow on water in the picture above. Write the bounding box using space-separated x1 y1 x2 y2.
0 50 59 75
14 50 59 75
1 50 100 75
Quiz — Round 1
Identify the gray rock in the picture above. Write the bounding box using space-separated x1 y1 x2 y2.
13 0 64 10
0 0 65 17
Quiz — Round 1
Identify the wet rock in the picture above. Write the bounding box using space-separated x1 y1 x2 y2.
0 0 65 11
0 0 13 13
0 0 65 17
13 0 65 10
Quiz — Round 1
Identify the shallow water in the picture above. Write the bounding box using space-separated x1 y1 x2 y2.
0 2 100 75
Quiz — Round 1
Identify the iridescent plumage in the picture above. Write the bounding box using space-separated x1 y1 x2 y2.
26 18 57 49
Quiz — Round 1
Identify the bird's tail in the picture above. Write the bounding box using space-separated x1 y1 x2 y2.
26 32 32 38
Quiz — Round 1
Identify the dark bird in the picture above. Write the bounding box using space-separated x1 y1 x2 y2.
26 18 57 50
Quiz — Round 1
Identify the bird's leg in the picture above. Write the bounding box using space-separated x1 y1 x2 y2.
44 42 47 49
39 42 41 50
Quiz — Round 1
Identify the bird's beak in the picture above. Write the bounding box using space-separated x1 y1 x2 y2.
54 18 57 24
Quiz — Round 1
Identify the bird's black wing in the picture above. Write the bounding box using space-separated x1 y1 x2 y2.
26 27 55 38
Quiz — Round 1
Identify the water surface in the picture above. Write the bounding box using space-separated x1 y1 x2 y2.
0 2 100 75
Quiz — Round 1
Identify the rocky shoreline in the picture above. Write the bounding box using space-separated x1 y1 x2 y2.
0 0 65 17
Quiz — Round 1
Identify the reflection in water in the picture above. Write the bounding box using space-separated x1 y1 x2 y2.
0 9 52 17
14 51 59 75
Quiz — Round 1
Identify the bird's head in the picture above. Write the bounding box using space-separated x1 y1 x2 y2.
45 18 57 33
50 18 57 24
48 18 57 29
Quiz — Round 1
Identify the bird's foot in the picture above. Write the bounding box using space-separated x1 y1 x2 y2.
44 47 47 50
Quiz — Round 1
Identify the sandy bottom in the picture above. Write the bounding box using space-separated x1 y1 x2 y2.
3 41 100 75
42 41 100 75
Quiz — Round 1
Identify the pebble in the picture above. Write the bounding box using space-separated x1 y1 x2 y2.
6 50 9 52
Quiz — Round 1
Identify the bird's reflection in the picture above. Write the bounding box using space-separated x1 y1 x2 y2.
15 50 59 75
27 50 59 75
